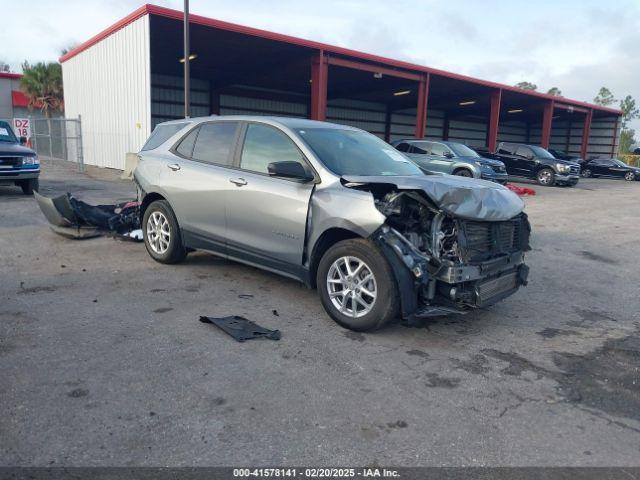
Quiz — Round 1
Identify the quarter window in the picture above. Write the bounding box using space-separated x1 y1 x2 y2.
175 127 199 158
141 123 188 151
395 142 410 152
240 123 307 175
191 122 239 166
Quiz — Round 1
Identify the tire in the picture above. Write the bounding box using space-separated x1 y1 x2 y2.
536 168 556 186
20 178 38 195
453 168 473 178
316 238 399 332
624 171 635 181
581 168 592 178
142 200 187 264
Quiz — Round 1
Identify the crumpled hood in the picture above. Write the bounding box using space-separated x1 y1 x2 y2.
341 174 525 221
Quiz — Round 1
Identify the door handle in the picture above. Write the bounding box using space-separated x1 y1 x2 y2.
229 177 247 186
167 163 181 171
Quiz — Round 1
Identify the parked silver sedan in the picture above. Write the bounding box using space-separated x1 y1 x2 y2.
134 116 531 331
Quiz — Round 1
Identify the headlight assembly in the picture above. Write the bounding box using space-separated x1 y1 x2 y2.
556 163 570 173
22 156 39 166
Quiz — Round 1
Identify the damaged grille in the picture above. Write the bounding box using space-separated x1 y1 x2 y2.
458 214 529 263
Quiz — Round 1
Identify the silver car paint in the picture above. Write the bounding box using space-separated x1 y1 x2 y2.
135 116 524 282
402 141 482 178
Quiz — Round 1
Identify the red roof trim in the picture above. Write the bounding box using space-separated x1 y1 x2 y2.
59 5 149 63
0 72 22 79
59 3 622 116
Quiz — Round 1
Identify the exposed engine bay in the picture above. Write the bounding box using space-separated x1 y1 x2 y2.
347 182 531 320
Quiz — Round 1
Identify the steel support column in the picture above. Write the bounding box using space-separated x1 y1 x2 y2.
415 74 429 139
580 109 593 159
540 100 554 148
611 116 620 156
310 51 328 121
487 89 502 151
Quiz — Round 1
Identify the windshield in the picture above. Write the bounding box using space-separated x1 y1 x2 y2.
530 145 555 159
0 121 18 143
448 143 480 158
296 128 422 176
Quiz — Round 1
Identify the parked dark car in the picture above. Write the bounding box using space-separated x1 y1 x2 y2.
391 139 508 183
581 158 640 181
491 142 580 187
0 120 39 194
548 148 584 164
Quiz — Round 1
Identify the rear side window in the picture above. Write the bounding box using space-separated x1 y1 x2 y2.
498 143 515 155
141 123 187 151
175 127 199 158
191 122 239 166
240 123 306 175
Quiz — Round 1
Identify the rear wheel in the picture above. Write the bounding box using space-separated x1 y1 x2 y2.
581 168 592 178
316 238 399 332
20 178 38 195
536 168 556 186
453 168 473 177
624 171 635 181
143 200 187 264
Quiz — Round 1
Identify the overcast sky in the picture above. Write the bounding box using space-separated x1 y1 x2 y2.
3 0 639 130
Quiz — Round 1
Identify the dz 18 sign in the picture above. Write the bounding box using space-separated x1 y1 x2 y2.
13 118 31 140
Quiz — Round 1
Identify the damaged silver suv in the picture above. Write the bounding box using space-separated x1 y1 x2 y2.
135 117 531 331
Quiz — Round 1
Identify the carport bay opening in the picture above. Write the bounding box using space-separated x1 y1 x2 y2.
137 176 531 322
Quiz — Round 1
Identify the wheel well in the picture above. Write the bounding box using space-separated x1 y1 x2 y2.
140 192 166 219
308 228 362 288
452 167 473 176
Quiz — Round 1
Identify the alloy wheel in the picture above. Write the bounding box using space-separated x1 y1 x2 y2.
625 171 634 181
326 256 377 318
582 169 591 178
146 211 171 254
538 170 552 185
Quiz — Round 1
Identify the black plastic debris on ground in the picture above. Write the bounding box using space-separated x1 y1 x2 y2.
34 191 141 240
199 316 281 342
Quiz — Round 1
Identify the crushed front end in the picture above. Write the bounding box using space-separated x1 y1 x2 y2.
371 188 530 320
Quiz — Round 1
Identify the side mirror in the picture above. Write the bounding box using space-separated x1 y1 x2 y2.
444 152 454 159
267 161 314 181
19 136 27 145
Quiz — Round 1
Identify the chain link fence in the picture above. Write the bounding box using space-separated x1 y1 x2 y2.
31 117 84 172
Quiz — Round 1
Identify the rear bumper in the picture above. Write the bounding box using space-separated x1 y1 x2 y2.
0 169 40 182
481 171 509 183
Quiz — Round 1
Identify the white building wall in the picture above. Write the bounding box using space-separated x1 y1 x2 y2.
62 16 151 169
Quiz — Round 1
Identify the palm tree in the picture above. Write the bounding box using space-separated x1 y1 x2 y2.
20 61 64 157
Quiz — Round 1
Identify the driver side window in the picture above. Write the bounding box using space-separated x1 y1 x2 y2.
430 143 451 157
240 123 307 175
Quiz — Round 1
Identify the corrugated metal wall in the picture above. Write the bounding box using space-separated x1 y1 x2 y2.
219 88 308 117
530 116 619 157
151 74 210 128
62 16 151 169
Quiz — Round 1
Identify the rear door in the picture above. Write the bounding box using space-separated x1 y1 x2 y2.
224 122 315 277
496 143 518 175
160 121 241 252
513 145 535 176
405 142 435 172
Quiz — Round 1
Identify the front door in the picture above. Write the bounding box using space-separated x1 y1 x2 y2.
427 142 456 174
224 122 315 277
513 146 536 176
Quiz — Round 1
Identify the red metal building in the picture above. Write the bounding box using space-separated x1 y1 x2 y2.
60 4 622 169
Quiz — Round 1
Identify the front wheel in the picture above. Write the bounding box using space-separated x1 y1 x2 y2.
536 168 556 186
20 178 39 195
624 171 635 181
581 168 592 178
316 239 399 332
143 200 187 264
